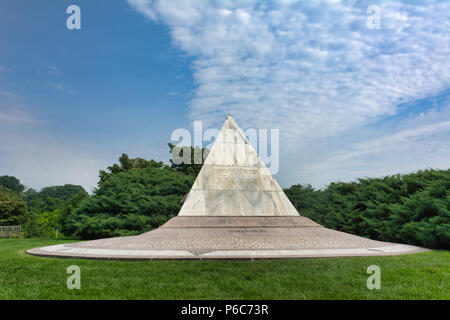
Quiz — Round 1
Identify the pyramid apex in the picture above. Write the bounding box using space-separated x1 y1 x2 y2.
178 115 300 217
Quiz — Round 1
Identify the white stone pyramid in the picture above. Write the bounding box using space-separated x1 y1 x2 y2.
179 115 299 216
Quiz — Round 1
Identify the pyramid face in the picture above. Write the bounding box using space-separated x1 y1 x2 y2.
179 116 299 216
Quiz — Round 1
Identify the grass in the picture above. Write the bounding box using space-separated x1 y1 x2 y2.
0 239 448 300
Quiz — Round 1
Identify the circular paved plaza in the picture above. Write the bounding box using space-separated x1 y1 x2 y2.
27 217 427 260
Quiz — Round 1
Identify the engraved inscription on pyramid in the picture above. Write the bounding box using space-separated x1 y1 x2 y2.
179 116 299 216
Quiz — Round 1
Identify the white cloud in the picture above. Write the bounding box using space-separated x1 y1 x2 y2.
47 65 61 76
129 0 450 187
0 91 37 124
0 110 35 124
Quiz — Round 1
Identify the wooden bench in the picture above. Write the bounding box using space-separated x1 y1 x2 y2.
0 226 23 238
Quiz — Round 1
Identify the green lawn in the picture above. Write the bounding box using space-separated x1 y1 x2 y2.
0 239 448 300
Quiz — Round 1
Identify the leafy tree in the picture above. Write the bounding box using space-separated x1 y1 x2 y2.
168 143 208 176
99 153 168 183
24 184 86 213
39 184 86 202
0 176 25 194
23 188 38 204
27 197 47 214
22 189 89 238
0 187 28 225
284 184 318 212
24 212 45 238
60 190 89 235
38 210 61 238
65 156 195 239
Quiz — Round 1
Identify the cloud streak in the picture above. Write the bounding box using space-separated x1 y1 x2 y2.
0 91 37 124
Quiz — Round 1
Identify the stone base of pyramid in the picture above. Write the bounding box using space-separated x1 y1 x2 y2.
27 216 427 260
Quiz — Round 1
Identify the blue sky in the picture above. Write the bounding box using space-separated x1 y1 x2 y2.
1 0 449 192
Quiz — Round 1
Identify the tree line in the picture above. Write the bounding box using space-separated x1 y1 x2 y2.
284 169 449 249
0 145 448 249
0 176 87 238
